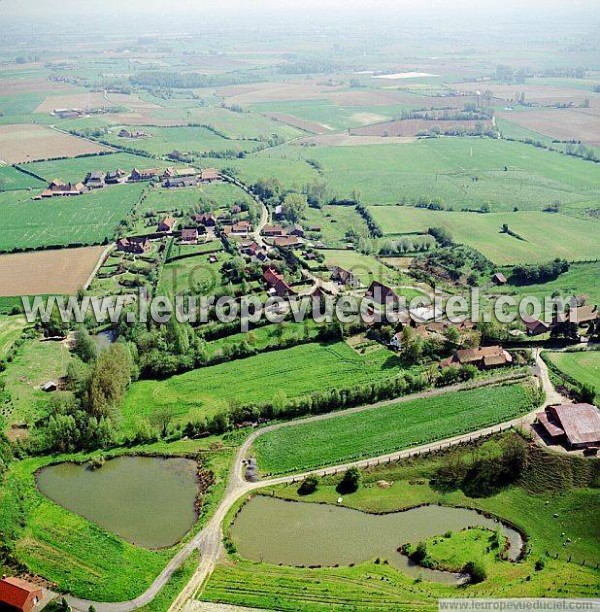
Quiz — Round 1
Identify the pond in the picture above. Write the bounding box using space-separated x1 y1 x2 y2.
231 496 523 583
37 456 199 549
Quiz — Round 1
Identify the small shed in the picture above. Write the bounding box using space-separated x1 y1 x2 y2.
41 381 57 393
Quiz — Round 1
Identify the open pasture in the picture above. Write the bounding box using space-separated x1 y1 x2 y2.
121 342 397 433
546 351 600 392
369 207 600 264
0 246 106 296
350 118 493 137
0 165 44 191
0 124 112 164
0 183 144 252
34 91 122 114
103 125 258 158
255 138 600 213
0 316 26 358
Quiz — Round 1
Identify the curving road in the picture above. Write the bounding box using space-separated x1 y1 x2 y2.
65 364 553 612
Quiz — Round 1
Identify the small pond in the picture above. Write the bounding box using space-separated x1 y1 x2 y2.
231 496 523 583
94 329 117 352
37 456 199 549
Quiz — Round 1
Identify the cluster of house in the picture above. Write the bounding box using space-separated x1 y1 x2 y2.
523 304 598 336
536 402 600 453
262 223 305 248
34 167 220 199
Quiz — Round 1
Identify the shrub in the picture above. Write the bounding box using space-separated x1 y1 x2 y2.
463 560 487 583
298 475 319 496
337 467 361 494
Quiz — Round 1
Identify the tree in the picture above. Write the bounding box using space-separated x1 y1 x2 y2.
282 193 307 224
73 326 97 363
428 226 453 247
337 467 361 494
410 541 428 563
463 560 487 583
298 475 319 495
86 343 133 419
150 406 175 437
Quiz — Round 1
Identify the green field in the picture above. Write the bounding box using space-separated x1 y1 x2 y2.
103 126 259 158
241 138 600 213
253 384 534 474
368 208 600 264
203 434 599 610
490 262 600 303
121 342 398 433
546 351 600 392
1 336 72 431
0 183 144 251
302 205 370 247
0 165 44 191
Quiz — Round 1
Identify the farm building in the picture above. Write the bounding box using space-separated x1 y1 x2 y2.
180 228 199 244
84 171 106 189
163 176 199 189
41 381 57 392
273 236 301 248
492 272 507 285
116 237 151 254
158 216 176 233
200 168 220 182
536 404 600 451
106 169 127 184
118 129 150 139
130 168 160 182
522 315 552 336
440 345 512 369
38 179 87 198
291 224 305 237
0 577 43 612
231 220 253 236
263 267 294 297
263 224 286 237
365 280 400 305
194 213 217 227
163 167 198 179
331 266 361 289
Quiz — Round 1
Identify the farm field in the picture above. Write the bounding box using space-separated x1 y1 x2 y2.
0 165 44 191
0 124 112 164
203 434 599 609
120 342 398 434
497 108 600 147
368 208 600 264
34 91 124 114
22 152 175 183
350 118 493 137
102 126 259 158
250 138 600 213
0 183 144 251
546 351 600 392
0 246 106 296
253 384 535 474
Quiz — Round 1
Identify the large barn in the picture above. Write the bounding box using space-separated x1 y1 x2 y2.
536 403 600 451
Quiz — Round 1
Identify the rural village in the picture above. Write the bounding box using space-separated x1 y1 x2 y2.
0 2 598 612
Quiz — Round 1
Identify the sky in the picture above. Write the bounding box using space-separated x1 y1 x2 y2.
4 0 599 16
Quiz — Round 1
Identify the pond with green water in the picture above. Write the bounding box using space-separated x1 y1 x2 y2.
231 495 523 582
37 456 199 549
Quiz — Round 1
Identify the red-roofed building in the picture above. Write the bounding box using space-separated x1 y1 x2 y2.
440 345 512 370
263 267 293 297
157 216 176 233
0 577 43 612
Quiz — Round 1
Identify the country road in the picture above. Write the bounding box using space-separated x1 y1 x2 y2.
63 362 553 612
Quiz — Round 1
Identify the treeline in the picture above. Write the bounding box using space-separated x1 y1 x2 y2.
510 258 569 285
356 203 383 238
130 70 266 90
278 60 340 74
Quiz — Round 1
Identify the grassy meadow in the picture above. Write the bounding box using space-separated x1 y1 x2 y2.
247 138 600 213
121 342 398 434
546 351 600 392
0 315 25 358
0 183 144 251
253 383 535 474
369 208 600 264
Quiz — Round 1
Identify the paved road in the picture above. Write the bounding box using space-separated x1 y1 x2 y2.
66 366 545 612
